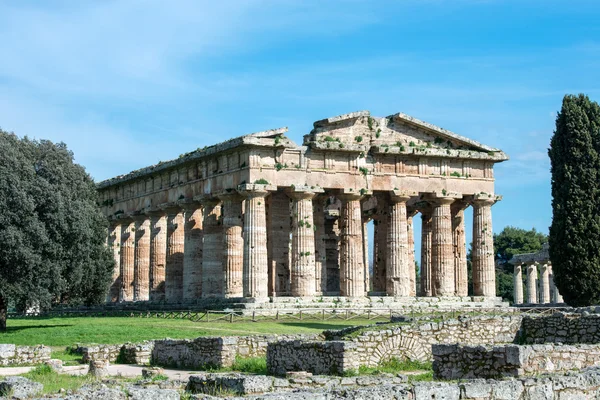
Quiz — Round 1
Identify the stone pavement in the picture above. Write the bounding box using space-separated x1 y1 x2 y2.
0 364 197 380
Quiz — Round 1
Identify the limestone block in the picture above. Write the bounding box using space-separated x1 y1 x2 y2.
128 387 180 400
0 376 43 400
413 382 460 400
88 360 110 378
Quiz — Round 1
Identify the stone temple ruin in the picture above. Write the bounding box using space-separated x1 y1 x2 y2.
97 111 508 305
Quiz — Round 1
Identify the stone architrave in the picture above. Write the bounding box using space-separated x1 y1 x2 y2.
526 263 538 304
131 214 151 301
287 187 323 297
181 201 203 302
198 197 223 298
339 191 367 297
451 200 469 297
218 192 244 298
430 194 458 297
239 184 274 301
472 194 500 297
386 190 416 297
407 209 418 296
162 204 185 303
539 263 551 304
420 207 433 297
107 222 121 302
119 218 136 302
513 264 524 305
147 210 167 302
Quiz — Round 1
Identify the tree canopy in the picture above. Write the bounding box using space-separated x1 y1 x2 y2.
549 94 600 306
0 131 114 330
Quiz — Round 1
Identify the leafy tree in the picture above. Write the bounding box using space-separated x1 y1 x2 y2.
549 94 600 306
0 131 114 330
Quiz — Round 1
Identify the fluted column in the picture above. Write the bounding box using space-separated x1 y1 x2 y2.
452 201 469 297
420 208 433 297
386 190 414 296
539 263 550 304
163 205 185 303
107 222 121 302
472 195 500 297
513 263 524 305
431 197 456 297
240 184 272 301
181 201 203 302
407 210 417 296
372 194 389 293
218 192 244 298
526 263 538 304
119 218 135 302
199 197 223 298
313 195 328 295
288 188 323 297
148 211 167 302
132 214 151 301
339 192 366 297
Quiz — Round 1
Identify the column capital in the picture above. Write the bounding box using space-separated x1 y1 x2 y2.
159 202 182 214
177 198 203 211
422 191 462 205
127 211 148 222
285 185 324 200
238 183 276 198
470 193 502 206
451 199 470 213
216 190 244 203
389 189 418 203
338 188 369 201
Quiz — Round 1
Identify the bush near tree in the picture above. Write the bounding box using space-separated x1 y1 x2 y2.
0 131 114 331
549 94 600 306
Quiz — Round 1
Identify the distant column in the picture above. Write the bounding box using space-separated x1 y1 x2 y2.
452 201 469 297
386 190 413 297
513 263 524 305
372 193 389 293
420 208 433 297
472 195 500 297
313 195 328 295
147 211 167 302
132 214 151 301
526 263 538 304
539 263 551 304
107 222 121 303
163 205 185 303
199 198 223 298
339 192 366 297
181 201 203 302
240 184 272 301
407 210 417 296
119 218 135 302
431 197 456 297
548 265 557 304
218 192 244 298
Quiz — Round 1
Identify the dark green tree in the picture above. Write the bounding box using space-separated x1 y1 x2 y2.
549 94 600 306
0 131 114 330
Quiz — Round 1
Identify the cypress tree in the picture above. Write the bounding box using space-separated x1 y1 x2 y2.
549 94 600 306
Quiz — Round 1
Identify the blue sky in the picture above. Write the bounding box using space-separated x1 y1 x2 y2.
1 0 599 256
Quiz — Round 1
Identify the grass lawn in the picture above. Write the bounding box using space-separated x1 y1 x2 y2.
0 316 385 347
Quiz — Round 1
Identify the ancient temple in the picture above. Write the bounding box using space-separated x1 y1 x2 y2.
97 111 508 304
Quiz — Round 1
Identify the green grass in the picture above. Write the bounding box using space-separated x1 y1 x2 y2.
22 364 95 395
229 356 267 374
358 358 432 375
0 317 383 347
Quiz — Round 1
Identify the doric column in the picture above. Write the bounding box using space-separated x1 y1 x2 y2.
107 222 121 303
372 193 388 293
386 190 416 297
407 209 417 296
430 195 457 297
288 187 323 297
181 201 203 302
267 191 291 296
526 263 538 304
362 217 370 294
324 207 341 294
218 192 244 298
513 263 524 305
313 194 328 295
119 218 135 302
162 204 185 303
548 265 557 304
198 197 223 298
420 207 433 297
131 214 150 301
147 210 167 302
339 191 367 297
451 201 469 297
472 194 500 297
539 263 550 304
239 184 273 301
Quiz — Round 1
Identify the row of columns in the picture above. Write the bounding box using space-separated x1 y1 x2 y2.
513 262 564 305
107 188 500 303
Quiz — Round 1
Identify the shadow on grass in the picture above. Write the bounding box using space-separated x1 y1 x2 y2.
1 324 73 333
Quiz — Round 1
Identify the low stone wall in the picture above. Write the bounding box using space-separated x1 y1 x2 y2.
267 341 360 376
433 343 600 380
151 334 320 369
520 312 600 344
0 344 51 366
79 341 154 364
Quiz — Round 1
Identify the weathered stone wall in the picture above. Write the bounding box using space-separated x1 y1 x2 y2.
520 312 600 344
433 343 600 380
0 344 51 366
79 342 154 364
